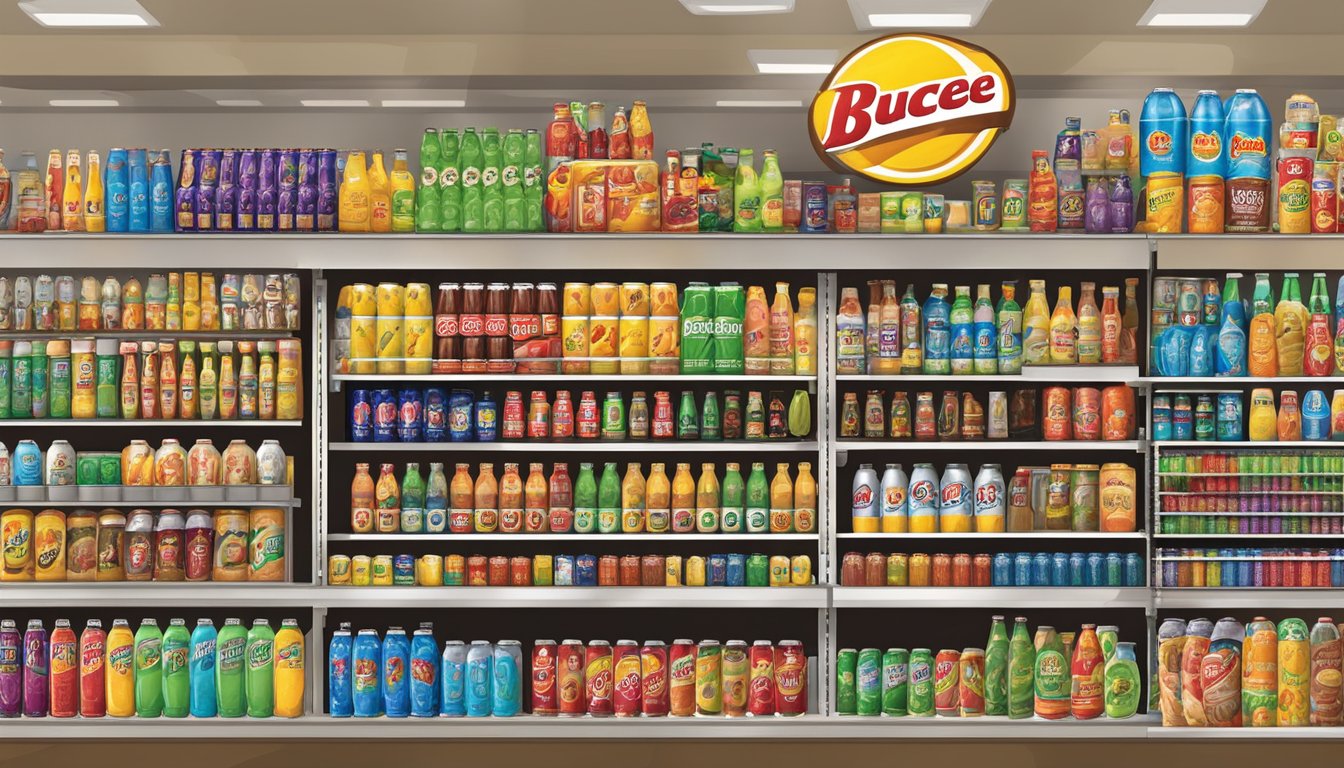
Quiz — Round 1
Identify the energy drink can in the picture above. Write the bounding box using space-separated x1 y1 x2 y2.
349 389 373 442
236 149 259 231
257 150 279 231
423 388 447 442
397 388 423 442
879 191 902 233
373 388 397 442
295 149 317 231
195 149 221 231
278 149 299 231
972 181 999 230
922 193 945 233
1002 179 1028 229
215 149 237 231
800 181 828 233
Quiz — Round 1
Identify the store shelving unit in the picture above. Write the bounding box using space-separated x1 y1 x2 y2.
832 587 1152 609
328 441 820 453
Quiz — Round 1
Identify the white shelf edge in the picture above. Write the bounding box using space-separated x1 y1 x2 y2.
835 532 1148 539
836 440 1145 452
831 587 1151 609
1154 588 1344 609
839 366 1140 382
329 441 820 452
327 533 820 542
1154 441 1344 448
320 585 828 609
333 374 817 382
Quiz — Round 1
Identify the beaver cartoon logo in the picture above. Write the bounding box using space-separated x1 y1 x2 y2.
809 33 1015 186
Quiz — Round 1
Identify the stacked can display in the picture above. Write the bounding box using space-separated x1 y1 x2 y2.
1156 548 1344 588
1156 449 1344 533
327 625 807 718
840 551 1143 588
1150 388 1344 443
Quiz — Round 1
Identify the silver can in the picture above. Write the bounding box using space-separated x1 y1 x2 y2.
987 391 1008 439
45 439 77 485
255 439 287 485
492 640 524 716
14 276 32 330
33 274 54 331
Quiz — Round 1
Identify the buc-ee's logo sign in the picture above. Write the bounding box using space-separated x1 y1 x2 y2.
809 33 1015 186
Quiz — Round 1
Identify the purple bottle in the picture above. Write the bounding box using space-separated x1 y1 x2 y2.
215 149 237 231
295 149 317 231
258 150 279 231
174 148 199 232
278 149 299 231
22 619 47 717
316 148 338 231
1084 176 1110 233
236 149 259 231
195 149 221 231
1109 175 1134 233
0 619 20 717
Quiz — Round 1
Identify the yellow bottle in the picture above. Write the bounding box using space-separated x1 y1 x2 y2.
71 339 97 419
1022 279 1050 365
62 149 85 232
671 462 695 533
646 462 670 533
338 150 371 232
769 462 794 533
793 462 817 533
621 462 646 533
794 287 818 376
1248 388 1277 442
769 282 796 375
695 462 720 533
367 151 392 234
390 149 417 233
105 619 136 717
84 150 105 232
34 509 66 581
273 618 306 718
182 272 200 331
1275 274 1307 376
1049 286 1078 364
1076 282 1101 365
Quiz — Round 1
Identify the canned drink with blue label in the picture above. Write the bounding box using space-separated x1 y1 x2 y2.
398 388 424 442
349 389 373 442
922 194 945 233
1216 392 1243 441
1124 553 1143 586
555 555 574 586
726 554 745 586
575 554 597 586
708 554 728 586
474 392 498 442
424 388 447 442
448 389 474 441
1302 389 1330 440
393 554 415 585
1172 394 1193 439
1139 87 1187 178
1151 394 1172 440
373 388 397 442
800 182 828 233
1031 553 1050 586
1051 553 1069 586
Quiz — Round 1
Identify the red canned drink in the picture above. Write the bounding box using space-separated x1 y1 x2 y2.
1042 387 1073 441
79 620 107 718
613 640 642 717
49 619 78 717
510 556 532 586
532 639 558 716
748 640 776 716
934 648 962 715
1312 164 1339 233
668 638 696 717
773 639 807 715
585 639 614 717
557 639 586 716
466 555 488 586
640 640 669 716
487 555 509 585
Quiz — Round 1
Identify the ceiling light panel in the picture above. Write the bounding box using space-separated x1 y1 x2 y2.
848 0 991 29
747 49 839 75
19 0 159 27
1137 0 1265 26
680 0 794 14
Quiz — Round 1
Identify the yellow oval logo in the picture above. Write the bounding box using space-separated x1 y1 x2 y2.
809 33 1015 186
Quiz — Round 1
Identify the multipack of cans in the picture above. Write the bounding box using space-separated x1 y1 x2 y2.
1156 449 1344 534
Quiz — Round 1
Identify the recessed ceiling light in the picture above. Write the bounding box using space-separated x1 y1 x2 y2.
680 0 794 14
49 99 120 107
747 49 839 75
849 0 991 29
380 100 467 108
1137 0 1265 26
300 99 371 108
716 99 804 108
216 99 264 107
19 0 159 27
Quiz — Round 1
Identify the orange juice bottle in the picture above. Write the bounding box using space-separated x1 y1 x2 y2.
450 463 474 524
105 619 136 717
769 462 794 533
499 462 523 532
646 462 671 533
367 151 391 233
62 149 84 232
621 462 646 533
794 287 818 376
793 462 817 534
769 282 796 375
1277 391 1302 441
350 463 375 534
671 462 695 533
744 285 770 375
695 463 720 533
629 99 654 160
338 150 371 232
474 462 499 532
273 618 305 718
84 150 105 232
374 462 400 533
524 462 548 532
1049 286 1078 364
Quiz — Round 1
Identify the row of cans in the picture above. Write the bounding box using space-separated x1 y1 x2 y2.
1156 548 1344 588
1159 514 1344 535
175 148 337 232
841 551 1143 588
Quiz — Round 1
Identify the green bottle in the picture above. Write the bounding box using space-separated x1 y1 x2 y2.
700 391 721 440
460 128 484 233
416 128 442 232
677 391 698 440
601 392 627 441
984 615 1010 716
197 341 217 420
49 342 71 419
720 462 745 532
216 617 248 718
1251 272 1273 316
161 618 191 718
745 462 769 533
597 461 621 533
29 340 48 418
1103 641 1142 718
502 129 526 233
1008 616 1034 719
481 127 503 232
438 128 461 232
401 462 426 532
573 462 597 533
246 618 275 718
996 280 1024 374
732 148 762 233
10 341 30 418
760 149 784 232
134 618 164 717
1032 625 1068 719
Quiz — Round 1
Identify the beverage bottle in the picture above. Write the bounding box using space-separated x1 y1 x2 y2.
1070 624 1104 719
133 618 164 717
481 127 503 232
44 148 63 230
795 287 818 376
460 128 484 233
938 463 972 532
465 640 492 717
17 150 45 232
439 128 463 232
733 148 762 233
352 628 382 717
149 149 173 232
1335 276 1344 374
523 129 545 231
0 620 17 718
1007 617 1034 719
851 463 879 534
971 284 997 374
328 622 353 718
416 129 442 231
720 462 744 533
836 286 866 375
524 462 547 533
1213 273 1246 375
1056 118 1084 229
410 623 438 718
350 462 375 534
597 461 621 534
865 280 881 371
78 619 106 718
1100 286 1122 364
573 462 597 533
1310 617 1341 726
474 463 499 533
20 619 48 717
744 285 771 375
1022 279 1050 365
502 129 526 232
671 462 696 533
922 284 951 375
367 151 391 233
1104 642 1142 719
375 462 401 533
105 619 136 717
1034 625 1069 719
1276 273 1307 376
769 462 794 533
269 618 305 717
878 463 909 533
630 99 655 160
383 627 411 718
949 285 974 375
873 280 900 374
896 283 922 374
0 149 10 230
388 149 416 232
215 617 248 718
741 461 767 533
794 462 817 534
338 150 371 232
996 280 1024 373
973 463 1006 533
1076 282 1101 364
761 149 784 232
426 462 448 534
1248 272 1278 376
907 463 940 534
126 147 148 232
984 616 1010 717
104 148 127 232
160 619 190 718
84 149 105 231
402 462 427 533
696 462 721 533
1028 149 1058 232
245 619 275 718
769 282 795 375
1198 617 1245 727
701 391 721 439
646 462 671 533
622 462 647 533
62 149 84 231
189 619 217 718
1114 276 1138 363
1049 286 1078 364
1306 272 1333 376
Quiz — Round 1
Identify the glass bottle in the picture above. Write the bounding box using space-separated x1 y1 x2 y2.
474 462 499 533
1022 279 1050 365
1076 282 1101 365
972 283 997 374
1100 286 1121 364
1120 277 1140 364
1049 286 1078 365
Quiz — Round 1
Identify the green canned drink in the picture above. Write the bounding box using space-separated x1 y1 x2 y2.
1002 178 1028 230
711 284 745 375
908 648 934 716
900 191 924 233
882 648 909 716
679 283 715 374
76 453 101 486
984 615 1010 716
857 648 882 716
835 647 858 715
100 453 122 485
745 553 769 586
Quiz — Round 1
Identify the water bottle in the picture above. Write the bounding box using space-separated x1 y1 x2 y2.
189 619 218 718
327 622 353 717
128 148 149 232
351 628 382 717
465 640 493 717
441 640 467 717
382 627 410 718
410 624 438 717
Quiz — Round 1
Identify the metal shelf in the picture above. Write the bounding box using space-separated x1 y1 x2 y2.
1147 726 1344 739
333 374 817 383
831 587 1150 609
837 440 1145 452
1155 534 1344 540
839 366 1140 383
328 533 819 542
0 329 297 339
322 586 827 609
1153 234 1344 271
836 532 1147 540
1145 376 1344 384
0 584 319 607
1155 441 1344 448
330 441 820 453
0 498 301 509
1154 588 1344 609
0 419 304 427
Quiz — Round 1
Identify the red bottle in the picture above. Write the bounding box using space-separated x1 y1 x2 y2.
552 390 574 438
576 390 599 439
49 619 78 718
546 103 579 165
612 640 641 717
502 391 525 440
652 390 674 439
532 640 558 716
640 640 669 716
587 102 609 160
78 619 107 718
585 640 614 717
547 463 574 533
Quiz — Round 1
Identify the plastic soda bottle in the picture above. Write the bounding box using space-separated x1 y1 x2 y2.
744 462 768 533
274 618 305 718
84 150 106 232
481 128 503 232
719 462 744 533
367 151 391 233
1104 642 1142 718
62 149 84 232
996 281 1023 373
410 623 438 718
20 620 47 717
1306 273 1333 376
245 619 275 718
795 287 818 376
460 128 484 232
389 149 416 233
441 640 466 717
984 616 1010 716
328 622 354 717
466 640 493 717
671 462 696 533
971 284 997 374
733 149 762 233
0 620 18 717
794 462 817 534
922 284 951 374
949 285 974 375
215 618 248 717
48 619 77 718
78 619 106 718
502 129 526 232
439 129 461 232
597 461 621 534
105 148 128 232
189 618 217 718
105 619 136 717
338 150 371 232
161 618 190 718
573 462 597 533
1034 625 1069 719
133 618 163 717
415 129 441 231
1008 617 1034 719
761 149 784 232
694 463 720 533
383 627 411 718
352 628 382 717
1070 624 1104 719
769 462 794 533
645 462 671 533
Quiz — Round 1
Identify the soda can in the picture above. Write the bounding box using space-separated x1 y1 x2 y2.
492 640 522 717
907 648 934 716
1072 387 1101 441
531 639 558 716
669 638 697 716
423 388 447 442
316 149 338 231
773 640 807 716
371 555 394 586
277 149 299 231
585 640 614 716
575 554 597 586
880 648 910 716
439 640 467 717
372 389 397 442
800 181 828 233
641 640 670 716
294 149 317 231
694 640 723 716
350 555 371 586
959 647 985 716
922 193 945 233
726 553 746 586
613 640 642 717
933 648 961 715
328 555 352 585
392 554 415 585
554 554 574 586
1002 179 1028 229
1312 161 1338 233
1278 155 1313 234
448 389 474 442
721 639 749 718
855 647 881 716
747 640 775 716
349 389 373 442
464 640 492 717
397 388 424 442
556 639 585 716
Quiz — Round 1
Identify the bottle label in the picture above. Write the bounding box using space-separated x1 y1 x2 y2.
646 509 669 533
746 507 768 532
574 507 596 532
794 506 816 533
720 507 743 532
697 508 720 533
622 509 644 532
671 507 694 532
